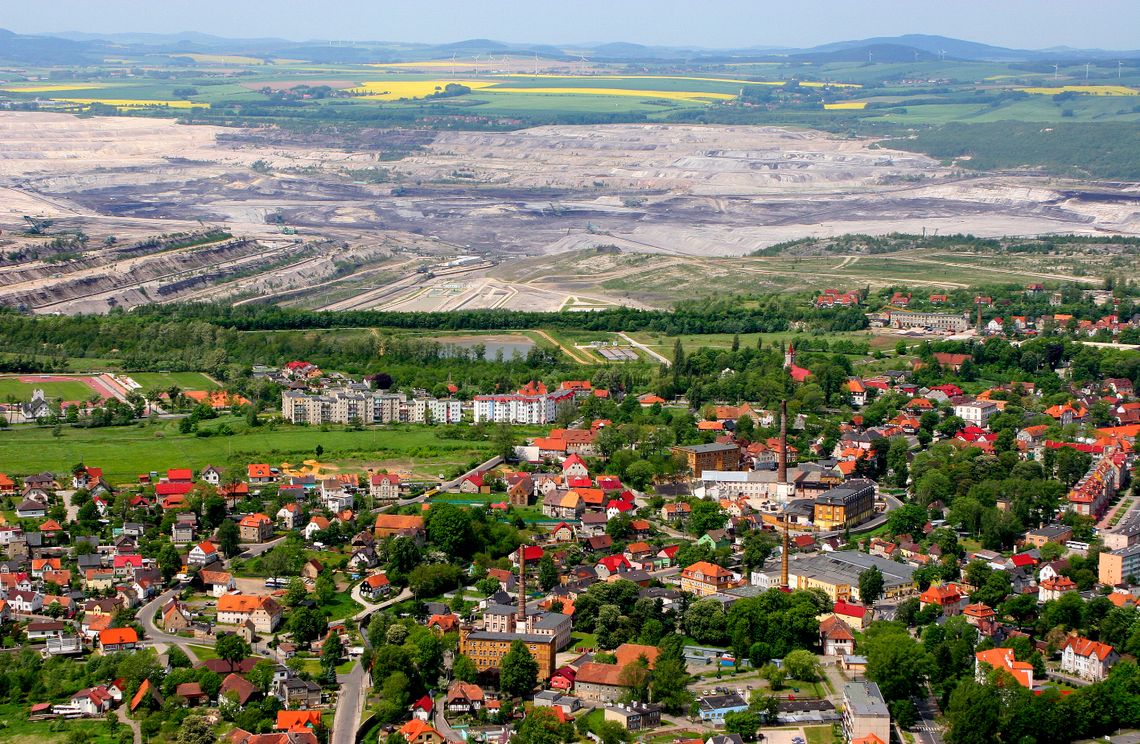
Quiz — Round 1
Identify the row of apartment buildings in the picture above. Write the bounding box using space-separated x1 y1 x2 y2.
282 380 589 426
281 388 462 425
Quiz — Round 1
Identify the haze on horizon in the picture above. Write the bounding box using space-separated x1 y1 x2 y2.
7 0 1140 51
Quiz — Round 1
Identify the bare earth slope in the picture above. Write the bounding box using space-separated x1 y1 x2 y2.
0 113 1137 313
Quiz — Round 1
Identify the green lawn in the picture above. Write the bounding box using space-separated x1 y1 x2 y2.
123 372 219 390
0 377 96 402
804 725 841 744
0 702 120 744
188 643 219 660
0 418 495 483
570 632 598 651
319 591 365 622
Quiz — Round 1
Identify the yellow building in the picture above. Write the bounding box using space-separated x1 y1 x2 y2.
813 480 876 531
459 627 557 681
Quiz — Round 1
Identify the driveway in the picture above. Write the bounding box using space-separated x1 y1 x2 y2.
758 728 807 744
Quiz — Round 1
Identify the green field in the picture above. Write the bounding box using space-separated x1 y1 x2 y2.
0 417 495 483
123 372 219 390
0 377 95 402
629 330 896 353
0 702 119 744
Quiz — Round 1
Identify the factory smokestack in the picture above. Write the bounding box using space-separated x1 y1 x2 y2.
778 400 788 485
517 544 527 628
780 519 790 591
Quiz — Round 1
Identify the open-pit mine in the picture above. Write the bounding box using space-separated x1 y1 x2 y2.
2 111 1139 314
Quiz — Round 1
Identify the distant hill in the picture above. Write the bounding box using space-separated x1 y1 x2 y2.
2 28 1139 66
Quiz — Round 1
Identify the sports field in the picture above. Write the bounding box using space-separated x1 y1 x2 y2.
0 376 98 401
122 372 218 390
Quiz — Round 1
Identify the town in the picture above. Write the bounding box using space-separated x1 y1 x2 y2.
0 284 1138 744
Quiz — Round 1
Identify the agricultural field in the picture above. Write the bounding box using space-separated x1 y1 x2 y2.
0 417 497 483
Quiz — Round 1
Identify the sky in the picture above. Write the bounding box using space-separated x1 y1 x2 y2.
6 0 1140 51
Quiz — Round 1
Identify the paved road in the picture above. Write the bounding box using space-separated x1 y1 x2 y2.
331 660 370 744
234 536 287 561
911 690 945 744
135 589 200 665
329 585 415 744
618 332 671 366
434 699 466 742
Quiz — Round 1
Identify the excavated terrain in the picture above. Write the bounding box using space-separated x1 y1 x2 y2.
1 112 1139 313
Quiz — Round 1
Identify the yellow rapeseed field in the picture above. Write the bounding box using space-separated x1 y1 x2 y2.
1022 85 1137 96
351 80 496 100
487 86 736 101
55 98 210 109
824 101 868 110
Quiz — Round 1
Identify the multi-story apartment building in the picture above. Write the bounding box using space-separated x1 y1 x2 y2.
281 388 376 425
473 381 574 425
411 398 463 424
282 387 463 426
1099 543 1140 586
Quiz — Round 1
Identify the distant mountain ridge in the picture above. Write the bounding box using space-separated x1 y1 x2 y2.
3 29 1139 66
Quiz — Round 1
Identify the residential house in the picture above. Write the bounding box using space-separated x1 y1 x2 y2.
819 615 856 656
373 514 425 540
369 473 401 502
189 541 220 566
99 627 139 652
1061 636 1119 681
239 514 274 543
445 681 485 714
248 464 276 484
277 503 304 530
200 570 237 597
573 662 628 703
919 583 964 616
217 594 283 633
975 647 1033 688
399 719 444 744
680 561 736 596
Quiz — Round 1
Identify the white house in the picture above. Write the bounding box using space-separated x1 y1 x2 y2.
188 541 220 567
1061 636 1119 681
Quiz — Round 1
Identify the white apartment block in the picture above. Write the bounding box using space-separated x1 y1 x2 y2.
473 389 573 425
411 398 463 424
954 399 998 427
282 387 464 426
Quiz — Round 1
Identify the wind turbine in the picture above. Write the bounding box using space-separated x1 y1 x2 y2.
1052 64 1059 81
1086 62 1091 82
578 54 590 75
939 49 947 62
450 53 457 76
1119 61 1124 79
534 52 540 76
473 54 481 76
